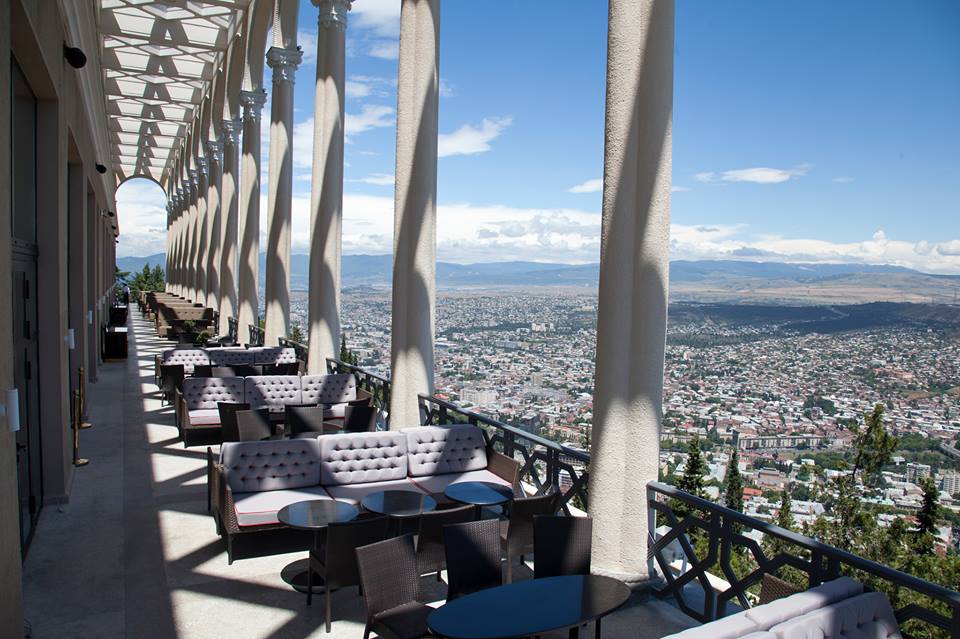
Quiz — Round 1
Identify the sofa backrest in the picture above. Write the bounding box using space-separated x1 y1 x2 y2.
404 425 489 478
181 376 245 410
160 348 210 374
766 592 900 639
249 347 298 365
318 431 408 486
220 439 322 493
244 375 303 409
208 349 256 366
744 576 863 630
301 374 357 405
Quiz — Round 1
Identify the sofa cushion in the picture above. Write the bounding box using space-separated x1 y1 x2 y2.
325 479 426 506
409 469 512 495
245 375 303 409
319 431 408 486
660 610 757 639
232 487 333 527
404 425 489 478
251 347 298 365
768 592 901 639
182 377 245 410
160 348 210 374
221 439 322 493
208 348 256 367
301 374 358 405
187 408 221 426
745 577 863 630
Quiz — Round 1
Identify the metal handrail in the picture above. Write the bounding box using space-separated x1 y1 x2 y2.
647 481 960 634
226 316 238 343
326 358 392 428
248 324 264 346
278 336 308 362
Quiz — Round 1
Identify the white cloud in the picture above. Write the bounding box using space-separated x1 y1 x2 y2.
694 172 715 183
832 176 855 183
937 240 960 256
350 0 401 37
346 104 395 140
439 78 456 98
720 164 811 184
292 118 315 169
671 185 691 192
568 178 603 194
345 80 372 99
367 40 400 60
438 116 512 158
354 173 395 186
298 30 317 65
115 178 169 257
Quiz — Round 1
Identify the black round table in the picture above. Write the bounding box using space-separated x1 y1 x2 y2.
277 499 358 593
427 574 631 639
444 481 514 518
361 489 437 518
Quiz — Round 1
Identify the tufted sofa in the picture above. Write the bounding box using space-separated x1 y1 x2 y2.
176 373 361 446
157 346 299 383
208 424 521 563
661 577 902 639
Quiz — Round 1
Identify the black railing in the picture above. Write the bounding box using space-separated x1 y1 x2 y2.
278 336 308 362
227 317 238 343
418 394 590 514
326 358 392 426
647 481 960 637
248 324 264 346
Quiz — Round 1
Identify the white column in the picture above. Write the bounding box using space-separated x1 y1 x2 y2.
264 45 302 346
237 89 267 340
206 140 223 312
219 119 240 335
588 0 674 584
176 188 186 296
389 0 440 428
307 0 350 373
165 200 173 292
195 157 209 306
186 173 199 301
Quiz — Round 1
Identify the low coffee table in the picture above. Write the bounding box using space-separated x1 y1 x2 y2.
277 499 358 593
444 481 514 519
362 490 436 533
427 574 631 639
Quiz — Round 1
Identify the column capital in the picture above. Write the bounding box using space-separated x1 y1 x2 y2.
266 46 303 86
221 118 241 146
206 140 222 164
188 170 199 190
196 156 208 177
313 0 351 31
240 89 268 123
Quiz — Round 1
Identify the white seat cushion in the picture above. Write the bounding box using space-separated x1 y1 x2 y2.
768 592 901 639
660 611 757 639
409 469 512 495
745 577 864 630
324 478 426 506
187 408 221 426
232 487 333 527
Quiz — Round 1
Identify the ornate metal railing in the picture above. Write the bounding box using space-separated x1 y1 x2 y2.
418 394 590 514
326 358 392 427
278 336 308 362
248 324 264 346
647 482 960 636
226 316 238 343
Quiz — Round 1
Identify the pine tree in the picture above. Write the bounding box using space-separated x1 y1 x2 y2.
678 437 706 499
916 476 941 555
723 448 744 513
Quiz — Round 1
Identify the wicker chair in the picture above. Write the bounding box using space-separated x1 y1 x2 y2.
308 516 391 632
285 405 334 436
533 515 592 579
443 519 502 601
234 408 273 441
159 364 184 406
759 572 802 605
356 534 434 639
263 362 300 375
500 492 559 582
193 364 213 377
415 504 475 579
343 405 378 433
217 402 251 442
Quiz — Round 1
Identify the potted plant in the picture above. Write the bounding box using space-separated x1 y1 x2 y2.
178 320 198 344
195 329 211 346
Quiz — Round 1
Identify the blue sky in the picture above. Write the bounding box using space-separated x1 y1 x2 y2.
117 0 960 273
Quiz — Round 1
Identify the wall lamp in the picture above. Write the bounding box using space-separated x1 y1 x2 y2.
63 44 87 69
95 163 107 174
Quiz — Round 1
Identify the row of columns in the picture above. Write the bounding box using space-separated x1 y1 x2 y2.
162 0 672 582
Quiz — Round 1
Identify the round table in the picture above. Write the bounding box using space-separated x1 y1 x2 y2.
427 574 631 639
444 481 514 518
277 499 358 593
362 490 436 534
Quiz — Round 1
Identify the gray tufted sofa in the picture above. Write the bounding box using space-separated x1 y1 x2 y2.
208 424 521 563
157 346 299 383
661 577 902 639
176 373 360 446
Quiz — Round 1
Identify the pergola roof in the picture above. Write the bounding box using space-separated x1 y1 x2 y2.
99 0 249 188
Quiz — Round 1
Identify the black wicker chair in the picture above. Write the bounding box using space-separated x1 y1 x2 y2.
263 362 300 375
343 405 378 433
217 402 251 442
356 534 434 639
500 492 559 582
285 405 333 436
533 515 592 579
159 364 184 406
415 504 474 580
443 518 502 601
308 516 390 632
234 408 273 441
193 364 214 377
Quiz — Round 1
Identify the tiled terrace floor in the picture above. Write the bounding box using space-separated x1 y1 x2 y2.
21 311 698 639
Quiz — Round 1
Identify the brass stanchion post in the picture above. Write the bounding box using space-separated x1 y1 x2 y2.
78 367 92 429
72 390 89 467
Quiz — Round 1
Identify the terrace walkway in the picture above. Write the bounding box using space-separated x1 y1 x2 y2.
20 312 697 639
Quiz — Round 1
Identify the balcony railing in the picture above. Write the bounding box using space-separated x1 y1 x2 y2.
418 393 590 515
326 358 392 421
648 481 960 637
226 316 238 343
248 324 264 346
278 336 308 362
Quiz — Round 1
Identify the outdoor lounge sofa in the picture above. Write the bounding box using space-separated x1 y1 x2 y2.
175 373 363 445
156 346 299 385
208 424 521 563
661 576 902 639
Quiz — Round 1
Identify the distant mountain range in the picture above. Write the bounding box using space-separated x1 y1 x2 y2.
116 253 960 304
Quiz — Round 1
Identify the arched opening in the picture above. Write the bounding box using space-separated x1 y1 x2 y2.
114 176 168 276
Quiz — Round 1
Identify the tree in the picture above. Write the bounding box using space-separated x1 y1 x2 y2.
678 437 706 499
723 448 744 514
289 322 304 344
916 477 941 555
339 333 359 365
